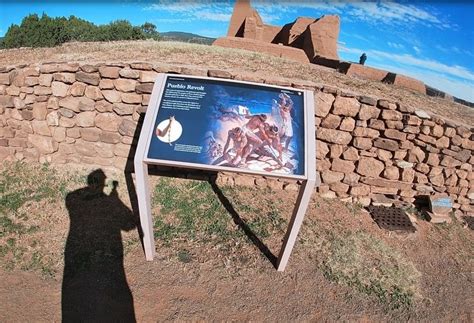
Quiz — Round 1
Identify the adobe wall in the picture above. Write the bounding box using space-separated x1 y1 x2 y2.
213 37 310 63
0 62 473 215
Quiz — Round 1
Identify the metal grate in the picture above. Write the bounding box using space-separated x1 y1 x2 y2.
368 205 416 233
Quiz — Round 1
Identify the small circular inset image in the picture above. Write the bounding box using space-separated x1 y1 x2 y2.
155 116 183 144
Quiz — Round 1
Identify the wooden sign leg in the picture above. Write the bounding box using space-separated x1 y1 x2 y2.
276 179 315 271
134 161 156 261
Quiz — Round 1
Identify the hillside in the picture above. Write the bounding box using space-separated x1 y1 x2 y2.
0 39 472 126
160 31 216 45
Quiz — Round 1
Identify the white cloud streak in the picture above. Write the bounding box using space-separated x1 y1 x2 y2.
340 46 474 101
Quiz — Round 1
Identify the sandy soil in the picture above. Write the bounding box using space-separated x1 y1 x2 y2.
0 40 472 127
0 164 473 322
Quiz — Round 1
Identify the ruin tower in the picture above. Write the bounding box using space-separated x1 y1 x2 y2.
215 0 340 63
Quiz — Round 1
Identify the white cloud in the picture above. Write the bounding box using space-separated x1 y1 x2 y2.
252 0 455 30
340 46 474 101
413 46 421 54
195 11 231 22
388 42 405 50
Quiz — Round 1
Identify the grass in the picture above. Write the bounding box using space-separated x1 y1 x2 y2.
321 231 421 310
152 177 287 249
0 161 83 277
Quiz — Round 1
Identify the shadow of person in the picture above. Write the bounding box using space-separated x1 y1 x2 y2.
62 169 137 322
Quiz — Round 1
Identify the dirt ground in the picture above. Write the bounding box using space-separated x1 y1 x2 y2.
0 163 473 322
0 40 472 127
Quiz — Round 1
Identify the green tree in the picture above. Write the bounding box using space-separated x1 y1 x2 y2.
2 14 160 49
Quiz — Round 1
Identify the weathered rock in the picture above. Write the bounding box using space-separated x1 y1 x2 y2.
429 173 444 186
121 93 142 104
315 92 334 117
356 157 384 177
59 96 94 112
95 100 113 113
0 95 15 109
80 128 101 142
131 62 153 70
99 66 120 79
350 185 370 196
102 90 122 103
384 129 406 141
321 170 344 184
368 119 385 130
381 109 402 121
331 158 355 174
59 108 75 118
119 68 140 79
139 71 158 83
342 147 359 161
376 149 392 161
95 113 121 132
68 82 86 96
330 182 349 193
407 146 425 163
316 140 329 159
100 131 121 144
441 155 462 168
28 134 58 154
99 79 115 90
321 114 341 129
76 72 100 86
317 128 352 145
383 166 400 180
208 69 232 79
31 120 51 136
135 83 153 94
353 137 372 150
373 138 399 151
76 111 96 127
435 136 450 149
113 103 135 115
114 79 137 92
113 143 130 158
53 73 75 84
51 81 69 97
332 96 359 117
118 119 137 137
34 86 52 96
414 110 430 119
52 127 66 142
425 153 440 166
403 126 420 134
358 104 380 120
85 86 103 100
362 177 412 190
38 74 53 86
353 127 379 138
339 117 355 132
46 111 60 126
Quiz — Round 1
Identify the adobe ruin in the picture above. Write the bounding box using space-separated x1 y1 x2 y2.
213 0 340 63
213 0 444 98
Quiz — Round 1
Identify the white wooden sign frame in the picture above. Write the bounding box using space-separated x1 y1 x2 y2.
134 74 316 271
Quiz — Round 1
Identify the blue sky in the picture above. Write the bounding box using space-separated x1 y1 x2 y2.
1 1 473 102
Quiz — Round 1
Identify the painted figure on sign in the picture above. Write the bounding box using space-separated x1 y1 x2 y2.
222 127 248 166
156 116 174 145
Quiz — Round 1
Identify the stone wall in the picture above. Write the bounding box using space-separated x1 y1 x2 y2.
0 62 473 215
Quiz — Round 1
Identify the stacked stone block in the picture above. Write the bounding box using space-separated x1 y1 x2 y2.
0 63 472 215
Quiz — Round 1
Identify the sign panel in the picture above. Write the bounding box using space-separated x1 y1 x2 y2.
144 75 307 179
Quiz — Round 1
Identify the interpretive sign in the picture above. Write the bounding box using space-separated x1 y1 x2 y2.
145 75 307 178
134 74 316 271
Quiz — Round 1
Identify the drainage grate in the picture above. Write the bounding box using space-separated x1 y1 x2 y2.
368 205 416 233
